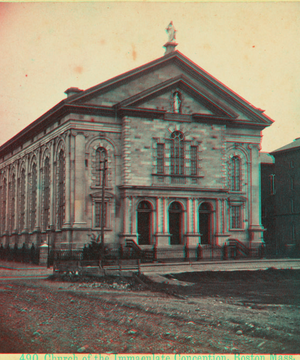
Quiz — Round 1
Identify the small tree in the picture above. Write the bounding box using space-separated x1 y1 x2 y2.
86 232 108 261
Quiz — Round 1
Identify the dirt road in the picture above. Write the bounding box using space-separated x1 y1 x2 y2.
0 269 299 354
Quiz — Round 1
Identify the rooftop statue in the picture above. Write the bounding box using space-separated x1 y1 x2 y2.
166 21 176 43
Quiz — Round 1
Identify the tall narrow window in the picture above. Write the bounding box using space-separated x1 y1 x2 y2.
292 223 296 243
57 150 65 230
231 156 241 191
19 169 25 232
190 146 197 176
43 157 50 231
0 182 2 234
170 131 184 175
157 144 164 174
95 202 107 228
9 174 15 233
231 205 241 229
291 199 294 214
291 177 294 191
1 178 6 233
30 163 37 231
270 174 275 195
96 147 107 186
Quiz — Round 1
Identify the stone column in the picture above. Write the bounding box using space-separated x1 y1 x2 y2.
64 131 71 227
155 197 170 252
73 133 86 227
185 197 200 261
156 197 163 234
49 141 55 229
36 149 41 231
5 169 9 234
24 155 29 233
248 144 264 251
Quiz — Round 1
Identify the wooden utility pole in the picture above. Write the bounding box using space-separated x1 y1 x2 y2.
100 157 107 246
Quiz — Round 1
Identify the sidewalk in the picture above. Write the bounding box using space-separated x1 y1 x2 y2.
140 258 300 275
0 260 53 280
0 258 299 281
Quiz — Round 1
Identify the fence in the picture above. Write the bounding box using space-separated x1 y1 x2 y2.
0 243 40 264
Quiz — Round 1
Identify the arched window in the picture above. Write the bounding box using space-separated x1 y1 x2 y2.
1 178 6 234
9 174 15 233
43 157 50 231
96 147 107 186
19 169 26 232
231 156 241 191
57 150 65 229
170 131 185 175
30 163 37 231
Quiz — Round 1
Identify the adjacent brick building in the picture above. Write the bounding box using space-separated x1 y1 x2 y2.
0 43 273 261
261 139 300 256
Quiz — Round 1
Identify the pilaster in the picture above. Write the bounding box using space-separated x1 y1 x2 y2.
73 132 87 227
248 144 264 248
64 130 71 227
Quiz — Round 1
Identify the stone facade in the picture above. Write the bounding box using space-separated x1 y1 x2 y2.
0 50 273 260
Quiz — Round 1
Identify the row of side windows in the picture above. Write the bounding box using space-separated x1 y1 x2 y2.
0 150 66 235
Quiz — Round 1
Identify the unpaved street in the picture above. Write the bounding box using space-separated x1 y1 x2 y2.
0 269 299 354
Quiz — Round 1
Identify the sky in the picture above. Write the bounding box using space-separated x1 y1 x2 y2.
0 2 300 152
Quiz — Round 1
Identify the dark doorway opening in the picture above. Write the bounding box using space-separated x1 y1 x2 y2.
169 201 183 245
137 201 152 245
199 202 212 245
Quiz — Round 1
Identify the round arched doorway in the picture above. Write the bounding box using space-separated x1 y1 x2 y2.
169 201 183 245
137 201 152 245
199 202 212 245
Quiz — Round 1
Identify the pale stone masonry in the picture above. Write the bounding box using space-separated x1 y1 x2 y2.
0 49 273 261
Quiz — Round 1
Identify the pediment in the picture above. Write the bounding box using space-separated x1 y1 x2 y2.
113 76 236 118
68 51 273 127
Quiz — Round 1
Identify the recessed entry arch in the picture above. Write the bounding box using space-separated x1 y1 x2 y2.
198 202 213 245
137 200 153 245
169 201 184 245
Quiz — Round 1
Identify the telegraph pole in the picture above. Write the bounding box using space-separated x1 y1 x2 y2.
100 156 107 246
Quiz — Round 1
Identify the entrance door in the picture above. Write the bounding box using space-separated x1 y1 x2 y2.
199 202 212 245
169 201 183 245
137 201 152 245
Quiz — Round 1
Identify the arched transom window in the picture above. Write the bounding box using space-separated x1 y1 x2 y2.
170 131 185 175
43 157 50 231
231 156 241 191
19 168 26 232
9 173 15 233
57 150 65 230
30 163 37 231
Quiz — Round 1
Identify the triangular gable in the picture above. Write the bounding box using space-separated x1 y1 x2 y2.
69 51 273 126
114 75 237 118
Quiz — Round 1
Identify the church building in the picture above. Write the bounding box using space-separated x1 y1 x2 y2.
0 27 273 261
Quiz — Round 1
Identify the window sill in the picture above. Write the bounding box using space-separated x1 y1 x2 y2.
90 186 113 191
91 228 113 232
152 173 204 178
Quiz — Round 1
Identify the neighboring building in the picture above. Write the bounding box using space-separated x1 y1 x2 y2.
263 138 300 255
260 152 276 254
0 38 273 261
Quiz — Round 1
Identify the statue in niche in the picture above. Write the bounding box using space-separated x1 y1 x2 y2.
166 21 176 43
173 92 181 113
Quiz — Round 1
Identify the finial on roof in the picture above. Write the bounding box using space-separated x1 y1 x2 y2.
164 21 178 55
